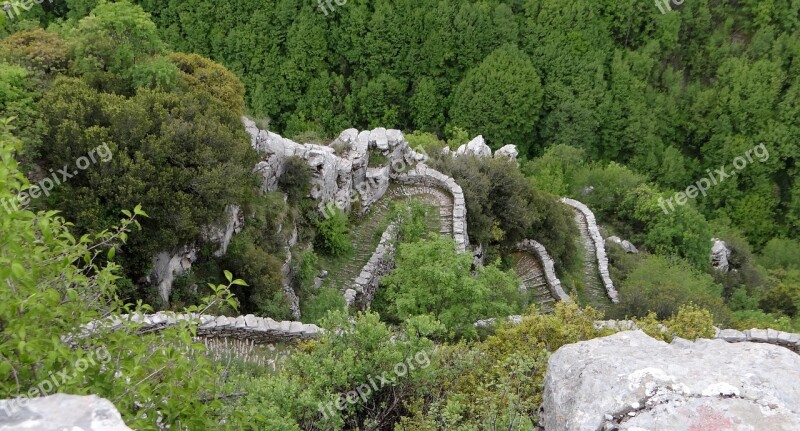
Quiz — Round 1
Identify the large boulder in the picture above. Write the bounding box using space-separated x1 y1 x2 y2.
0 394 133 431
711 238 732 272
455 135 492 158
494 144 519 160
542 330 800 430
605 235 639 254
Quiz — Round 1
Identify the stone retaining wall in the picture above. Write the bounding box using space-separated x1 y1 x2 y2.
516 239 571 302
349 222 399 308
560 198 618 303
73 312 321 345
594 320 800 354
393 163 468 252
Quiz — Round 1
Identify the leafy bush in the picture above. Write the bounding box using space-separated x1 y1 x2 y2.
0 119 244 429
301 288 345 324
378 237 523 339
613 254 728 323
759 238 800 271
315 207 353 257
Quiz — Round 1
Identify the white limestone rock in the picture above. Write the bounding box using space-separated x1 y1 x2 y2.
455 135 492 158
542 330 800 431
711 238 732 272
494 144 519 160
0 394 133 431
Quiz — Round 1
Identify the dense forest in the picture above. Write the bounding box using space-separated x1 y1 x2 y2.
1 0 800 429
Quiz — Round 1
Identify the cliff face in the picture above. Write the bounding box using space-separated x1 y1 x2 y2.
542 330 800 430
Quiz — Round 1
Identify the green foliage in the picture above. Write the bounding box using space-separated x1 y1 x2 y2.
759 270 800 318
399 302 605 428
525 144 586 196
0 119 245 429
168 52 246 115
125 56 178 91
300 288 345 324
614 254 728 323
378 237 523 339
759 238 800 271
70 1 166 91
37 76 258 277
435 155 578 269
450 44 543 153
235 311 437 429
315 207 353 257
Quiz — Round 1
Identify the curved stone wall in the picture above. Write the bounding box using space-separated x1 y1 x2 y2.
560 198 619 303
516 240 571 302
392 163 468 252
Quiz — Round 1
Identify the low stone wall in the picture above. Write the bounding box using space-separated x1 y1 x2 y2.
594 320 800 354
393 163 468 252
74 312 321 345
349 222 399 308
516 239 571 302
715 327 800 353
560 198 618 303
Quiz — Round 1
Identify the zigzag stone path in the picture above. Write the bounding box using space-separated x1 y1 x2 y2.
560 198 619 304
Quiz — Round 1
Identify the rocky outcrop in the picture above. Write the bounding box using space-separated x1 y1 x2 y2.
455 135 492 158
711 238 732 272
207 204 243 257
516 240 570 302
393 163 468 252
542 330 800 430
494 144 519 160
148 245 197 305
560 198 618 303
0 394 133 431
72 312 321 345
605 235 639 254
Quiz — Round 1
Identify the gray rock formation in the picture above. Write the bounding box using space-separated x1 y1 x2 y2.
516 239 570 302
207 204 243 257
561 198 618 303
494 144 519 160
711 238 732 272
542 330 800 430
148 245 197 305
605 235 639 254
455 135 492 158
0 394 133 431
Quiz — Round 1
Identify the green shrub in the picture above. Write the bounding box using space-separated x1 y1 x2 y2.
301 288 345 324
314 207 353 257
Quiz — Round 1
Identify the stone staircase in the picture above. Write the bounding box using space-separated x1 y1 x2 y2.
511 251 556 313
571 208 609 309
322 184 453 293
